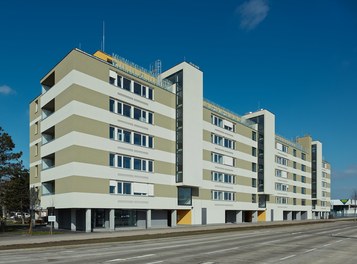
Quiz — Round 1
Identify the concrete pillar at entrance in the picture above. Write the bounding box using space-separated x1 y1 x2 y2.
110 209 115 230
104 210 110 229
171 210 177 227
252 211 258 223
296 211 301 220
146 209 152 229
236 210 243 223
54 210 59 229
287 211 292 221
71 209 76 231
85 209 92 233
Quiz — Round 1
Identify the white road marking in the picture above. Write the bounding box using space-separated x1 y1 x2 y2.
261 239 282 244
336 240 343 243
294 235 310 239
304 248 316 253
145 261 164 264
291 232 302 235
106 254 155 262
203 246 240 255
322 243 331 247
280 255 296 261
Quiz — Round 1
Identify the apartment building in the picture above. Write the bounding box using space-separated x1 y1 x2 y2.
29 49 331 231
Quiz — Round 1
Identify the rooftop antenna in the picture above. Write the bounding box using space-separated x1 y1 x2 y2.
102 21 105 52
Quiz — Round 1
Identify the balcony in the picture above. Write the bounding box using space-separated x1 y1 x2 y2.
42 126 55 145
42 99 55 120
42 153 55 170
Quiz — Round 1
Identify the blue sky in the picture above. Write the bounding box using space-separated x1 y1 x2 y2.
0 0 356 199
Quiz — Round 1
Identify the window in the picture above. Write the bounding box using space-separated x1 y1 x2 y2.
322 181 327 188
276 156 288 166
293 198 296 205
212 191 235 201
35 165 39 178
301 187 306 194
293 149 297 157
178 187 192 205
212 171 235 184
252 147 257 157
322 172 327 178
211 153 235 166
123 78 131 91
34 143 38 156
35 100 39 113
109 98 153 124
252 163 257 172
252 178 257 188
301 164 306 172
301 153 306 160
275 169 287 178
212 153 222 164
301 176 306 183
276 143 288 152
111 154 153 172
301 199 306 206
293 173 297 181
134 82 141 95
252 131 257 141
322 191 326 197
293 186 296 193
211 115 234 131
109 185 115 194
109 154 115 167
252 194 257 203
34 122 38 135
276 196 288 204
293 161 297 169
275 183 288 192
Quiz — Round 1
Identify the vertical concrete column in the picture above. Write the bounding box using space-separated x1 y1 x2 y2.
104 210 110 229
296 211 301 220
110 209 115 230
85 209 92 233
252 211 258 223
236 210 243 223
71 209 76 231
287 211 292 221
171 210 177 227
53 209 59 229
146 209 152 229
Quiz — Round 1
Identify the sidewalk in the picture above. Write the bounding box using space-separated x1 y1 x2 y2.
0 218 351 250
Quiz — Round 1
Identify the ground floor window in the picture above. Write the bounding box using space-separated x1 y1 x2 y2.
115 209 137 227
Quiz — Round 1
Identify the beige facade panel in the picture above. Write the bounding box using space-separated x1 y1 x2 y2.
202 169 211 181
155 160 175 175
197 189 211 200
236 192 252 203
30 96 41 122
30 144 41 164
154 137 175 154
155 113 175 131
30 121 41 143
154 87 176 109
236 175 252 187
236 123 253 139
203 108 211 123
202 149 211 162
236 158 253 171
55 176 109 195
55 84 109 112
235 142 253 156
55 115 108 139
30 164 41 185
203 130 211 143
55 146 108 167
154 184 177 198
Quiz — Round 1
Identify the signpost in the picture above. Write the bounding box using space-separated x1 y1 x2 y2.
48 215 56 235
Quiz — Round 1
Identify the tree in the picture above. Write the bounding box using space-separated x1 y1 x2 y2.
0 126 25 230
3 169 29 224
352 190 357 221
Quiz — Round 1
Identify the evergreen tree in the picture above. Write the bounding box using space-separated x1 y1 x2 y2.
0 126 25 224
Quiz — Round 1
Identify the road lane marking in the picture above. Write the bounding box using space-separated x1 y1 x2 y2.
261 239 282 244
336 240 343 243
106 254 155 262
294 235 309 239
304 248 316 253
204 246 240 255
145 261 163 264
291 232 302 235
322 243 331 247
279 255 296 261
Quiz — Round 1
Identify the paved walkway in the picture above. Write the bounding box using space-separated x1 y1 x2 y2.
0 218 349 248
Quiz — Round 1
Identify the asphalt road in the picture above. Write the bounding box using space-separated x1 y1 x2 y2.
0 221 356 264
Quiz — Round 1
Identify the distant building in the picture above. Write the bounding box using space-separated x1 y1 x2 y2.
29 49 331 232
331 199 357 217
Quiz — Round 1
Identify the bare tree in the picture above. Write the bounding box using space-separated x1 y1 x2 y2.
352 190 357 222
